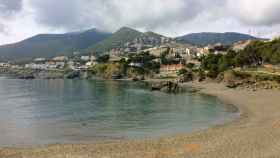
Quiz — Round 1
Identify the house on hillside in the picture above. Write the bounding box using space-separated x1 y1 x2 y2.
109 55 122 63
53 56 69 62
25 63 47 70
34 58 46 63
146 46 169 57
67 61 76 70
160 64 185 73
129 62 144 68
81 56 90 61
90 56 97 61
232 40 252 52
0 63 11 68
86 60 98 67
183 47 199 61
68 60 85 70
196 47 210 57
45 60 64 69
170 47 186 55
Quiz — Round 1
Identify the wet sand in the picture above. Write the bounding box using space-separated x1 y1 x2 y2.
1 82 280 158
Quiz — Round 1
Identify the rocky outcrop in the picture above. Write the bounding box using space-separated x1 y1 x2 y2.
221 70 280 90
150 81 183 93
0 68 84 80
65 71 80 79
132 75 145 81
35 71 64 79
178 72 193 83
225 80 243 88
18 74 35 80
11 69 36 80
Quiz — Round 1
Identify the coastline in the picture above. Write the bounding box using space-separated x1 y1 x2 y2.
1 82 280 158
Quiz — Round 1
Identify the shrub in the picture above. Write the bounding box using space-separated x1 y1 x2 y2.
177 68 189 76
97 54 110 63
186 63 195 69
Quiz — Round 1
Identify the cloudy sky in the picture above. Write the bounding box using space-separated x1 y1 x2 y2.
0 0 280 45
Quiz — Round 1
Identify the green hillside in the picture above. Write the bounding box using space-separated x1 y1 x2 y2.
89 27 143 53
0 28 111 60
143 31 164 38
176 32 262 46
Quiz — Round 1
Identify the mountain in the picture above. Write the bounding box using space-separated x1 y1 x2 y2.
88 27 173 54
143 31 165 38
176 32 261 46
0 28 111 60
1 27 260 60
88 27 143 53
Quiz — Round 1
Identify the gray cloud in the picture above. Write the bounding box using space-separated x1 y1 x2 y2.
7 0 280 33
0 23 5 33
0 0 23 34
1 0 280 45
227 0 280 26
0 0 22 15
29 0 223 32
30 0 88 30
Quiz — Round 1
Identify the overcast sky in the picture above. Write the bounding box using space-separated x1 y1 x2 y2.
0 0 280 45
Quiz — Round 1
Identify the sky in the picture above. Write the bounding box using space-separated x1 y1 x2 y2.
0 0 280 45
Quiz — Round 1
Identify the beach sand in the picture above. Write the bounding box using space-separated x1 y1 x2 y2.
1 82 280 158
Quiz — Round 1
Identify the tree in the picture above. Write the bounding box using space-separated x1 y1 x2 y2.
177 68 189 76
201 54 222 78
119 58 129 75
97 54 110 63
186 63 195 69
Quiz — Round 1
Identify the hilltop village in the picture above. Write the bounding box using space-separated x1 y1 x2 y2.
0 40 239 79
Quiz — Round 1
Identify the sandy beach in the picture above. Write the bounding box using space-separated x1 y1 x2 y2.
1 81 280 158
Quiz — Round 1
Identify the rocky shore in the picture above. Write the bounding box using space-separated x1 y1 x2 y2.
149 80 183 93
0 68 94 80
220 70 280 91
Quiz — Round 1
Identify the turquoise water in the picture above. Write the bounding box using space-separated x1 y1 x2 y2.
0 77 238 147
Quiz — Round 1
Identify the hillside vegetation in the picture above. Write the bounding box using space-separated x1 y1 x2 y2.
89 27 143 53
201 38 280 78
0 29 111 60
177 32 260 46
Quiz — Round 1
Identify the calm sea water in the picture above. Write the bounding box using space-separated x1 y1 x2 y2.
0 77 238 147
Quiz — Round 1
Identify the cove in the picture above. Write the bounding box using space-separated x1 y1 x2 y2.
0 77 238 147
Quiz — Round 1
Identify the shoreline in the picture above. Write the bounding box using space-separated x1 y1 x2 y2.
1 82 280 158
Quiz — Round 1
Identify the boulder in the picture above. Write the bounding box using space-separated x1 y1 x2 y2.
178 72 193 83
18 74 35 80
111 73 123 80
132 75 145 82
151 81 183 93
65 71 80 79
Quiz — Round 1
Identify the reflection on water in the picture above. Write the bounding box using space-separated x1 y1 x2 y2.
0 77 238 147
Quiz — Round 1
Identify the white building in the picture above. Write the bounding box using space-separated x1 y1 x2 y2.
55 62 65 69
129 62 143 68
90 56 97 61
86 61 97 67
146 46 169 57
81 55 97 62
53 56 69 61
81 56 90 61
25 63 47 70
34 58 46 62
0 63 11 68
